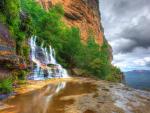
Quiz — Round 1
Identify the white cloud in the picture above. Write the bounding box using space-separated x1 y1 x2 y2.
112 48 150 71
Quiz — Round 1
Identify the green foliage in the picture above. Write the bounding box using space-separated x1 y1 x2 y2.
0 78 13 94
21 0 65 47
20 13 33 37
60 27 82 67
22 45 30 60
74 35 112 79
0 0 31 59
4 0 20 38
0 12 6 24
0 70 29 94
106 66 122 82
0 0 5 12
17 70 28 80
15 33 25 55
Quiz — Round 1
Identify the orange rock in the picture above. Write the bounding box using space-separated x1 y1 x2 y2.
37 0 104 45
19 63 27 69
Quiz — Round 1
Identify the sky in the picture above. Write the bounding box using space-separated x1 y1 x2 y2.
99 0 150 72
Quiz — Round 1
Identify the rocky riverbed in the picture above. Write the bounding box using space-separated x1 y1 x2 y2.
0 77 150 113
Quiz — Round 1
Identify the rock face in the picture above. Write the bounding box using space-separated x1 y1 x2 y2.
0 23 17 65
37 0 104 45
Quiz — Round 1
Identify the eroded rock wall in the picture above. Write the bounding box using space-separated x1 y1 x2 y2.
0 23 17 65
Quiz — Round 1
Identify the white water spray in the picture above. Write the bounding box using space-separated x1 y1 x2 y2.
29 36 69 80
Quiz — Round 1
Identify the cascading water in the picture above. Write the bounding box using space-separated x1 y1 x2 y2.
29 36 69 80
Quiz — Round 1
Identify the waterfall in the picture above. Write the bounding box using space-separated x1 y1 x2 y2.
29 36 69 80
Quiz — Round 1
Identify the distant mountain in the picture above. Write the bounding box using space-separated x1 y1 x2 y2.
125 70 150 74
123 70 150 90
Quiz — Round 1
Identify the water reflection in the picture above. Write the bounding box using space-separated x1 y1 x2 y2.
0 81 97 113
0 82 65 113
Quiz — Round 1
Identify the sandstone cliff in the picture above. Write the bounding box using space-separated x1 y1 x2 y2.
0 23 17 79
37 0 104 45
0 23 17 65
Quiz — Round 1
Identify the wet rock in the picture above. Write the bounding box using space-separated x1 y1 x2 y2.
102 88 110 92
43 69 49 77
84 109 96 113
0 23 18 79
93 92 99 98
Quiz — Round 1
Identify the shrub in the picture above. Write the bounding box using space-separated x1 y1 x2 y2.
0 0 5 12
105 66 122 82
22 45 30 60
0 12 6 23
17 70 28 80
0 78 13 94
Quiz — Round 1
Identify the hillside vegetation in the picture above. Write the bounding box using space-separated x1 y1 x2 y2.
0 0 122 93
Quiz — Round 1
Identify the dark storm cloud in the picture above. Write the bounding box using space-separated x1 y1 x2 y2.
111 0 150 17
100 0 150 54
116 16 150 53
100 0 150 71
